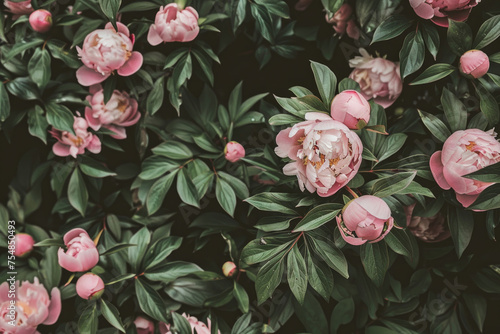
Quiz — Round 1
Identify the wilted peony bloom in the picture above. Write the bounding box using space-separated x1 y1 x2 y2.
410 0 480 27
29 9 52 33
430 129 500 208
336 195 394 245
76 273 105 300
405 203 450 242
295 0 313 11
222 261 237 277
85 85 141 139
49 116 101 158
148 4 200 45
134 316 155 334
331 90 371 129
159 313 220 334
460 50 490 79
4 0 33 17
325 4 360 40
225 141 245 162
14 233 35 257
0 277 61 334
275 112 363 197
76 22 143 86
349 49 402 108
58 228 99 272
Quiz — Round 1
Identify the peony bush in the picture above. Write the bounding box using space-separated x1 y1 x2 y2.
1 0 500 333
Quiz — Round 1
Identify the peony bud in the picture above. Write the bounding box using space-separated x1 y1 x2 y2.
331 90 371 129
222 261 237 277
29 9 52 33
224 141 245 162
459 50 490 79
14 233 35 257
134 316 155 334
76 273 105 300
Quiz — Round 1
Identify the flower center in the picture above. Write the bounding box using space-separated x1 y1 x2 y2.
465 141 476 151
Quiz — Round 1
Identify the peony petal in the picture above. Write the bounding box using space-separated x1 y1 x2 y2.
455 193 479 208
117 51 143 77
63 228 89 245
76 66 109 86
430 151 451 190
52 142 71 157
105 124 127 139
43 288 61 325
58 249 83 272
147 26 164 46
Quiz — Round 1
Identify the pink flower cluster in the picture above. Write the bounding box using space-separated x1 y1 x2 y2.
50 116 101 158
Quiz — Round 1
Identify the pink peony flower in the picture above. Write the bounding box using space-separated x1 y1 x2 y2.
76 273 105 300
225 141 245 162
222 261 237 277
76 22 143 86
430 129 500 208
410 0 480 27
29 9 52 33
14 233 35 257
134 316 155 334
336 195 394 245
58 228 99 272
0 277 61 334
4 0 33 17
349 49 402 108
49 116 101 158
295 0 314 11
405 203 450 242
346 19 361 40
275 112 363 197
159 313 220 334
459 50 490 79
148 4 200 45
325 4 359 39
331 90 371 129
85 85 141 139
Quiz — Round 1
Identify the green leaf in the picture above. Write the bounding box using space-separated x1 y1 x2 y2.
307 252 333 300
310 61 337 106
441 88 467 131
233 282 250 313
287 246 308 303
78 303 98 334
245 193 299 215
144 261 202 282
119 1 159 12
151 141 193 160
473 14 500 49
3 38 44 62
256 255 285 304
250 3 274 43
172 311 193 334
0 82 10 122
469 184 500 211
293 293 329 334
377 133 407 163
146 77 164 115
475 83 500 126
144 236 182 270
100 243 136 256
464 161 500 183
135 278 168 322
463 293 487 332
371 171 417 198
28 48 51 90
410 64 455 85
241 237 294 265
421 21 440 60
100 299 125 333
45 103 75 135
254 0 289 18
293 203 342 232
447 19 472 55
400 30 425 79
177 168 200 208
308 237 348 278
146 170 178 215
99 0 122 24
128 227 150 272
215 177 237 217
448 206 473 258
371 14 413 44
360 242 389 287
78 155 116 178
27 106 48 144
418 110 451 143
6 77 40 101
330 297 355 332
321 0 344 15
68 168 88 216
106 273 135 285
384 228 412 258
231 0 247 32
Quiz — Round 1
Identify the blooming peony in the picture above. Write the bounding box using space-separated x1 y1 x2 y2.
76 22 143 86
50 116 101 158
430 128 500 208
459 50 490 79
58 228 99 272
159 313 220 334
85 85 140 139
148 4 200 45
331 90 371 129
410 0 480 27
349 49 402 108
337 195 394 245
0 277 61 334
405 203 450 242
275 112 363 197
325 4 360 40
76 273 105 300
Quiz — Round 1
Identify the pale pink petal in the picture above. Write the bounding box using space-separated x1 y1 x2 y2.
117 51 143 76
430 151 451 190
76 66 109 86
43 288 61 325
